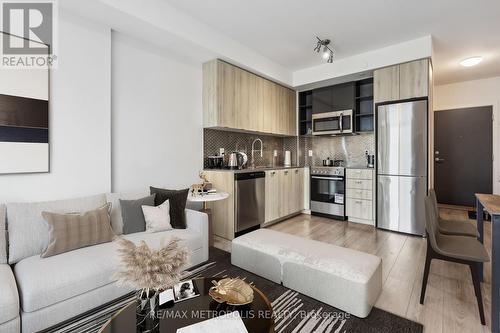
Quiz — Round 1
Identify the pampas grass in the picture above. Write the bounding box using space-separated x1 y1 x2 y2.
115 237 189 294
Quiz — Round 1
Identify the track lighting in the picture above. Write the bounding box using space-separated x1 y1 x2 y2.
314 36 334 63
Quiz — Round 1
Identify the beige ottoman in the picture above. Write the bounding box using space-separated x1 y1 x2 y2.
231 229 382 318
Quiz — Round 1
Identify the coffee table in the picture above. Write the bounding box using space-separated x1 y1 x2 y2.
98 278 274 333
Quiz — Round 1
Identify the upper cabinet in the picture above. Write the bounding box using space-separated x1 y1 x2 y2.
203 59 296 136
374 58 430 104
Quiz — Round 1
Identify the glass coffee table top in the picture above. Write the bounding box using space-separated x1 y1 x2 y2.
99 278 275 333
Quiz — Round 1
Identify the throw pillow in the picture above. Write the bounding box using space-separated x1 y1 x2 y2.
150 187 189 229
142 200 172 233
120 194 156 234
41 203 114 258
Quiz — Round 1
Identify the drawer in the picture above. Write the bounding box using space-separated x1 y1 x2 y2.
347 169 374 180
346 198 373 220
347 179 373 190
346 188 372 200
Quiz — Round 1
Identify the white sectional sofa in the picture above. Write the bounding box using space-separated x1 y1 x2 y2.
1 193 209 333
0 204 20 333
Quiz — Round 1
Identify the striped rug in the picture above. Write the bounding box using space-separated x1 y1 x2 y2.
42 248 423 333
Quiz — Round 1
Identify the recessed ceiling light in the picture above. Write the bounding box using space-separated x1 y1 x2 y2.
460 56 483 67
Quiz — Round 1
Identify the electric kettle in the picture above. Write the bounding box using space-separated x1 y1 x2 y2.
228 152 248 169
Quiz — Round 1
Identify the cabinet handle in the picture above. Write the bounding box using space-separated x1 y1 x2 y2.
295 170 299 174
356 181 362 184
356 200 363 204
284 171 289 175
271 171 276 175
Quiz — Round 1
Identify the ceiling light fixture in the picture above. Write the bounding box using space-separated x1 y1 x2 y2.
314 36 334 63
460 56 483 67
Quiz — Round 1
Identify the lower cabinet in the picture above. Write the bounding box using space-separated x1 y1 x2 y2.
265 168 305 224
346 168 375 225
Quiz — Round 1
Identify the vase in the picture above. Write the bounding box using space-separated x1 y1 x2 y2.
136 290 160 333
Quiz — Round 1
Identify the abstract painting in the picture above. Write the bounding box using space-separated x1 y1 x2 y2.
0 32 49 174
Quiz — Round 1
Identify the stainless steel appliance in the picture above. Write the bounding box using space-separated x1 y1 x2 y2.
312 110 353 135
377 99 428 236
228 152 248 170
310 166 346 219
235 171 265 235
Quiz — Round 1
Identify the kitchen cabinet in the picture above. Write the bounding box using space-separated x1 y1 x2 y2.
374 65 400 103
374 59 430 104
346 168 375 225
399 59 429 100
312 82 355 114
203 171 235 240
265 170 280 223
203 59 296 136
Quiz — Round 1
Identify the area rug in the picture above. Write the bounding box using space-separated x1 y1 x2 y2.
43 247 423 333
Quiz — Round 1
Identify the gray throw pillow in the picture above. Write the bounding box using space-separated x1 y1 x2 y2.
120 194 155 234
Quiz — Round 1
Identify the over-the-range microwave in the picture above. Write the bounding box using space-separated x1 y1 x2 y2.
312 110 353 136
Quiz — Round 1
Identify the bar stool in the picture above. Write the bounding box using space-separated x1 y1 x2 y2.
429 189 478 237
420 195 489 325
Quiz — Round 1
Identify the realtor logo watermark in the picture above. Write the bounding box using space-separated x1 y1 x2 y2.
1 0 58 68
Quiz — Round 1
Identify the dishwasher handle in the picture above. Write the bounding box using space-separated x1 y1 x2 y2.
235 171 266 181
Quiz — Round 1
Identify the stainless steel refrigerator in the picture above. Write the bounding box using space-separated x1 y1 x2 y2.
377 99 428 236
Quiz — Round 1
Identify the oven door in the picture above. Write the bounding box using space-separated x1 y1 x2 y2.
310 175 345 217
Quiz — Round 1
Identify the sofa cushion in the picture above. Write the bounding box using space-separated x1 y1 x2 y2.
150 187 189 229
0 204 6 264
7 194 107 264
14 228 202 313
106 192 148 235
120 195 155 234
41 203 115 258
0 264 19 324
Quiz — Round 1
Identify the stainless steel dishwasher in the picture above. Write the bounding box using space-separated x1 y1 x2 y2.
234 171 265 235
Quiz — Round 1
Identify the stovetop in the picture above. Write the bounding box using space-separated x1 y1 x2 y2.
310 166 345 177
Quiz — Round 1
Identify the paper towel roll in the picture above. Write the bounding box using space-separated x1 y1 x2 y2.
284 151 291 167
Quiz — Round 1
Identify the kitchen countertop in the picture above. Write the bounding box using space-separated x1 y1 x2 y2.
204 166 306 173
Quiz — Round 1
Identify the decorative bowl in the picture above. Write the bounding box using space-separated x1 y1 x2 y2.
209 278 254 306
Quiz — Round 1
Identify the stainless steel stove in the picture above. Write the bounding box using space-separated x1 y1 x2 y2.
310 166 346 220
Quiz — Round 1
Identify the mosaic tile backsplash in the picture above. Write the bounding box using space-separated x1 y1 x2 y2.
204 129 374 169
299 133 375 167
203 129 298 168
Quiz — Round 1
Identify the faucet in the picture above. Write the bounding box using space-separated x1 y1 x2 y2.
251 138 263 168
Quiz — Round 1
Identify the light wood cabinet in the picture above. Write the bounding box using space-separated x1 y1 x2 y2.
203 59 296 136
374 65 399 103
374 59 430 104
203 171 235 240
399 59 429 100
346 168 375 225
265 168 305 225
265 170 280 223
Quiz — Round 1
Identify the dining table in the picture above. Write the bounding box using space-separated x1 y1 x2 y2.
476 193 500 333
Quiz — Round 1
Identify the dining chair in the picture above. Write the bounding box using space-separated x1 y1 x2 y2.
429 189 478 237
420 195 490 325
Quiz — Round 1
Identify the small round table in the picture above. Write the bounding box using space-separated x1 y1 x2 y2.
187 191 229 247
98 278 274 333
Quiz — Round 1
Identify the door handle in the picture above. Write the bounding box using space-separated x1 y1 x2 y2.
435 157 445 163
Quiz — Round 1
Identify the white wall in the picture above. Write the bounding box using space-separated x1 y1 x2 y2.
0 10 112 202
434 76 500 194
111 32 203 193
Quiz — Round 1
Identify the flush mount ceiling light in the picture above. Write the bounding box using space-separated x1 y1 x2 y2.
314 36 334 63
460 56 483 67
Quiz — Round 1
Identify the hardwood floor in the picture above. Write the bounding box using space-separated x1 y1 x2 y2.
213 208 492 333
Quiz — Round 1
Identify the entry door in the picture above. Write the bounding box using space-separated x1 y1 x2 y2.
434 106 493 206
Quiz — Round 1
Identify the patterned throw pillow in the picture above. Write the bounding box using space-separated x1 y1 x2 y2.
41 203 114 258
142 199 172 233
